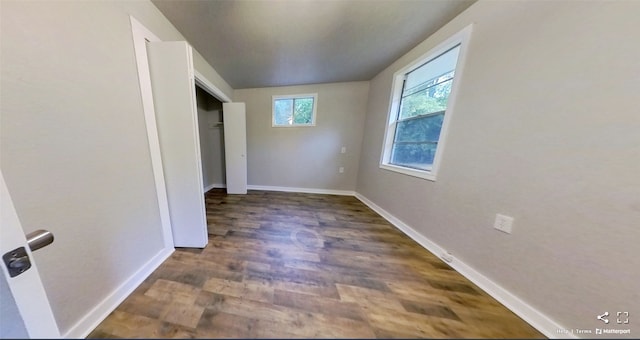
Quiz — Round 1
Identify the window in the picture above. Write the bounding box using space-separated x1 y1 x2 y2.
380 26 471 180
272 93 317 127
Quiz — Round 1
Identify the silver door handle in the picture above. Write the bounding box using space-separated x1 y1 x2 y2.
26 229 54 252
2 230 54 277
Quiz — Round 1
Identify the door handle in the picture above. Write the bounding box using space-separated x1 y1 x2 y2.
3 230 54 277
26 229 54 252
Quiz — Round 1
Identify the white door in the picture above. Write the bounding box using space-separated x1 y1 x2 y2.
0 172 60 338
147 41 208 248
223 103 248 194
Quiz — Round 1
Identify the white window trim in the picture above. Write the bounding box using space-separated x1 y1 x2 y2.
272 93 318 127
380 24 473 181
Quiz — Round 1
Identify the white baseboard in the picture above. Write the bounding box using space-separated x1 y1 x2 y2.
247 185 355 196
204 183 226 192
63 247 174 338
354 193 570 339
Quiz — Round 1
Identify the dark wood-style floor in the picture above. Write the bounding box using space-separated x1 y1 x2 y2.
88 189 544 338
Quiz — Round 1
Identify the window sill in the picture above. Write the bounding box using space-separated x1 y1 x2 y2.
379 163 436 181
271 124 316 128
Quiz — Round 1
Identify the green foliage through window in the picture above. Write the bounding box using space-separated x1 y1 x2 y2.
391 113 444 170
399 71 453 120
390 45 460 171
273 96 315 126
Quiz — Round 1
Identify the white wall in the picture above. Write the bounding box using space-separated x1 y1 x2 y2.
235 82 369 192
0 0 232 335
356 1 640 337
196 86 226 189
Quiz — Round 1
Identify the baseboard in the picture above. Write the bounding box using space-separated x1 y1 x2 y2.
354 193 571 339
63 247 174 338
204 183 226 192
247 185 355 196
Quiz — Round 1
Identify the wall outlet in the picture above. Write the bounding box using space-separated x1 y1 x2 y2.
338 167 344 173
494 214 514 234
341 146 346 154
441 252 454 263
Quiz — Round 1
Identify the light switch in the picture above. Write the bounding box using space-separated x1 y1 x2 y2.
494 214 514 234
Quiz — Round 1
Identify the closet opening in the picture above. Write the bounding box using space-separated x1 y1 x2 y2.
195 85 226 193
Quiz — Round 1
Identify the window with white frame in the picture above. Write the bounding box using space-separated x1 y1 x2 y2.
272 93 317 127
380 27 470 180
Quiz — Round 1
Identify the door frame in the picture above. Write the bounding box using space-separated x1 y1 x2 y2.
129 16 231 250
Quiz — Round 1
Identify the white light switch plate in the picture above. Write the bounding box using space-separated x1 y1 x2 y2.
494 214 514 234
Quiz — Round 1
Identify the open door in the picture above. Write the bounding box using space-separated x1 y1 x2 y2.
223 103 248 194
146 41 208 248
1 172 60 338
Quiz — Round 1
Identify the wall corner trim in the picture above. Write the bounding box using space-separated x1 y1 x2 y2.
63 248 174 338
354 192 573 339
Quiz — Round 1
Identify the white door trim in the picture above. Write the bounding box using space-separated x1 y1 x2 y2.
194 70 232 103
130 16 173 250
129 16 231 249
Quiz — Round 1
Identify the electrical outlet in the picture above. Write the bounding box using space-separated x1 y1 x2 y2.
339 167 344 173
494 214 514 234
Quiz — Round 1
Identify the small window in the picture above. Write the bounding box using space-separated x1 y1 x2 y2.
380 26 471 181
272 93 317 127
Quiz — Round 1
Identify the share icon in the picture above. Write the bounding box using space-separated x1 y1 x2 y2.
597 312 610 324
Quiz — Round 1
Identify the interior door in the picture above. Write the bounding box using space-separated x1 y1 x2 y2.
0 172 60 338
146 41 208 248
223 103 248 194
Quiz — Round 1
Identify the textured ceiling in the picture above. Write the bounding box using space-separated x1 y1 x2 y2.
152 0 475 89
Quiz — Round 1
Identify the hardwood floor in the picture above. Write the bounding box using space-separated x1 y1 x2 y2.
88 189 544 338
